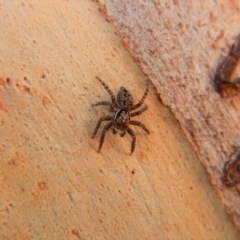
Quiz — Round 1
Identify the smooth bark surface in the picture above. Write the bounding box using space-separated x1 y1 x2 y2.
0 0 239 239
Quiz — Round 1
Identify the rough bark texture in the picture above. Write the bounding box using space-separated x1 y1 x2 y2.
0 0 239 239
97 0 240 230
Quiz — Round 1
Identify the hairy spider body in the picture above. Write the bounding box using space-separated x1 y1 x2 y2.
92 76 150 154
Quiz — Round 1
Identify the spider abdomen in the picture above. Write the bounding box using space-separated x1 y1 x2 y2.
117 87 133 108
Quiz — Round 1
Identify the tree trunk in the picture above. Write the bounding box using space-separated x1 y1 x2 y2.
98 0 240 231
0 0 239 239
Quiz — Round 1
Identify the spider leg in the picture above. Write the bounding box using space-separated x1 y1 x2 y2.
92 101 112 107
112 128 117 134
126 128 136 154
129 120 150 134
98 122 113 152
130 86 149 111
96 76 117 107
92 116 112 139
130 105 148 117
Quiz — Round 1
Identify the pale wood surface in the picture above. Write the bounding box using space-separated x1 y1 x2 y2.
98 0 240 231
0 1 239 239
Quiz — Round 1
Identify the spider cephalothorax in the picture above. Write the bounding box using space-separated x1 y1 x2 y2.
92 76 150 154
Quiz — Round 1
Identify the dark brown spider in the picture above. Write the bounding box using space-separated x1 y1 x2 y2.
92 76 150 154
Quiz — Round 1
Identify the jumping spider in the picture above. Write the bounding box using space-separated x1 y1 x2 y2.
92 76 150 154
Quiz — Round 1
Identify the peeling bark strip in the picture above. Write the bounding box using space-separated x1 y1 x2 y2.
97 1 240 229
214 34 240 98
222 151 240 187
